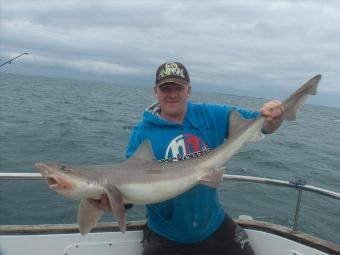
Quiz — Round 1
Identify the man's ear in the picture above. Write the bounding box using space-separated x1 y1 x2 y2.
153 86 158 98
188 85 191 96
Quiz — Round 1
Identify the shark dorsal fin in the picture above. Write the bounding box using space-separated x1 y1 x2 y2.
131 140 156 161
228 110 263 142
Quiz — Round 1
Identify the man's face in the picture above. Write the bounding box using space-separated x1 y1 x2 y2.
154 82 191 120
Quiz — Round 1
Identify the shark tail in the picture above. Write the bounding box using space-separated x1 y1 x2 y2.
283 74 321 121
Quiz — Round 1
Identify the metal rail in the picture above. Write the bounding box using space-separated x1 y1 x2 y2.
0 172 42 180
224 174 340 232
1 172 339 232
222 174 340 200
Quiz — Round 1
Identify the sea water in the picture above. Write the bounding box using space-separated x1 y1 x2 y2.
0 72 339 244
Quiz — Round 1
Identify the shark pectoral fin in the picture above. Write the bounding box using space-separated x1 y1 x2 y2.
105 186 126 233
78 199 104 235
199 168 224 188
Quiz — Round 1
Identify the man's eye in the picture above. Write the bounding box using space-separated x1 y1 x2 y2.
160 86 183 93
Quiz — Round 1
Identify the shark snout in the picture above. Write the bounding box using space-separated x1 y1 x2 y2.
35 162 50 176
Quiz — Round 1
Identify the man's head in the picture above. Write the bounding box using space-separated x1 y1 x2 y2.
155 61 190 87
154 62 191 122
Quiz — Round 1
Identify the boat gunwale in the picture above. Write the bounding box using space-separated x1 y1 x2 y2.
1 219 339 254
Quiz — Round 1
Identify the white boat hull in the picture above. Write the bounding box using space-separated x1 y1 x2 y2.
1 220 338 255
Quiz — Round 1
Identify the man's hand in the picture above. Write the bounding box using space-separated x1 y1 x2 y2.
87 194 112 211
260 100 285 134
87 194 134 211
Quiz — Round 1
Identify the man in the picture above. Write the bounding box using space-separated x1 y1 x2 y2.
90 62 284 255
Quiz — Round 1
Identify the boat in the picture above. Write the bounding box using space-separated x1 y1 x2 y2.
1 173 339 255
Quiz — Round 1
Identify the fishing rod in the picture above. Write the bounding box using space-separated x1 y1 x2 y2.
0 53 29 68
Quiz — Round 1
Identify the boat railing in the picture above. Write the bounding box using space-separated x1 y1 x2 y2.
222 174 340 232
1 172 339 233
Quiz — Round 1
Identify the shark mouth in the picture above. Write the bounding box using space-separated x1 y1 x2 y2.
46 175 60 187
45 173 74 190
45 174 63 189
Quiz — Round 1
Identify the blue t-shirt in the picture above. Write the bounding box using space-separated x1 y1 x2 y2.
125 101 259 243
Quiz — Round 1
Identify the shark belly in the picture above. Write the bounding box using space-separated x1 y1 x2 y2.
117 174 197 204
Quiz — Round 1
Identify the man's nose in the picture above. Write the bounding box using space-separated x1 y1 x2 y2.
168 88 179 96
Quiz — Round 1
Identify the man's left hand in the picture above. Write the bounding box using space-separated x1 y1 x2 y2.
260 100 285 134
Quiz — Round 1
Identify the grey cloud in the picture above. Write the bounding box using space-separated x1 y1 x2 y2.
1 0 340 106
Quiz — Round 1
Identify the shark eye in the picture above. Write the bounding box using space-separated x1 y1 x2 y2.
59 165 72 173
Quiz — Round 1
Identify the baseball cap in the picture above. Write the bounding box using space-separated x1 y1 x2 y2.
155 62 190 87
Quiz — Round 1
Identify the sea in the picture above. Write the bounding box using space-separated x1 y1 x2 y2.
0 72 339 244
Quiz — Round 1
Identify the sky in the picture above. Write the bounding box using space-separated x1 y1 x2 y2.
1 0 340 107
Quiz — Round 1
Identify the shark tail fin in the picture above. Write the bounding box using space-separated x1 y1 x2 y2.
78 199 104 235
283 75 321 121
229 110 264 142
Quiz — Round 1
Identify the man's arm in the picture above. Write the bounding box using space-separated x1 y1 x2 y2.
260 100 285 134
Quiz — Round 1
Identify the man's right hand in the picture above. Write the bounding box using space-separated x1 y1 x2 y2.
87 194 112 211
87 193 133 211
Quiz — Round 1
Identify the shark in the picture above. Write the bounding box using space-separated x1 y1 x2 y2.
35 74 321 235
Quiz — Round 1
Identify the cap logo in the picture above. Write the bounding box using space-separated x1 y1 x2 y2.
159 62 185 79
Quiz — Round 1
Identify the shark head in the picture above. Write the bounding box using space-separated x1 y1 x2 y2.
35 163 75 188
35 162 101 200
